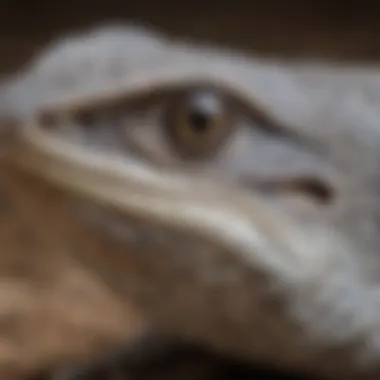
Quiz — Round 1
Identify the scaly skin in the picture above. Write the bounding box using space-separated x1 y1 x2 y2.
3 24 380 379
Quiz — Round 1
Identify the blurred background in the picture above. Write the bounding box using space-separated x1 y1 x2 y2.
2 2 380 76
1 2 380 379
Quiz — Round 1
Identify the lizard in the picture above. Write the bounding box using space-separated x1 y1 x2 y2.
2 23 380 379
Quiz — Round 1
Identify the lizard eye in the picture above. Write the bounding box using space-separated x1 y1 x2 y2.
164 89 233 159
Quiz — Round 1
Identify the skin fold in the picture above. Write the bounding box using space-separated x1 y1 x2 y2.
2 24 380 379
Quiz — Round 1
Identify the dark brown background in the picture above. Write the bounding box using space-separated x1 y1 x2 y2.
2 2 380 75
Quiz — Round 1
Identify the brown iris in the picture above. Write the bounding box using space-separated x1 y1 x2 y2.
165 89 232 159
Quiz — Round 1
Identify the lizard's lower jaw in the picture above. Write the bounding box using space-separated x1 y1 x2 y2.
7 124 373 379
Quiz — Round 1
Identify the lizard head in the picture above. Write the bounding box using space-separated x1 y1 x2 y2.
2 25 380 378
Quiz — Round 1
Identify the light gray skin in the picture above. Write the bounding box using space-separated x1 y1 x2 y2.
3 24 380 379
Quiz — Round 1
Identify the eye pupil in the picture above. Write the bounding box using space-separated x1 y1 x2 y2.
184 91 223 133
188 109 211 132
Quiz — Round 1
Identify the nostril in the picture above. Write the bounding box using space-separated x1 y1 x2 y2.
281 177 334 205
249 177 335 206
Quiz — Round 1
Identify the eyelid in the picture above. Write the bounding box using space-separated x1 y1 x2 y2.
33 80 267 118
34 81 298 144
